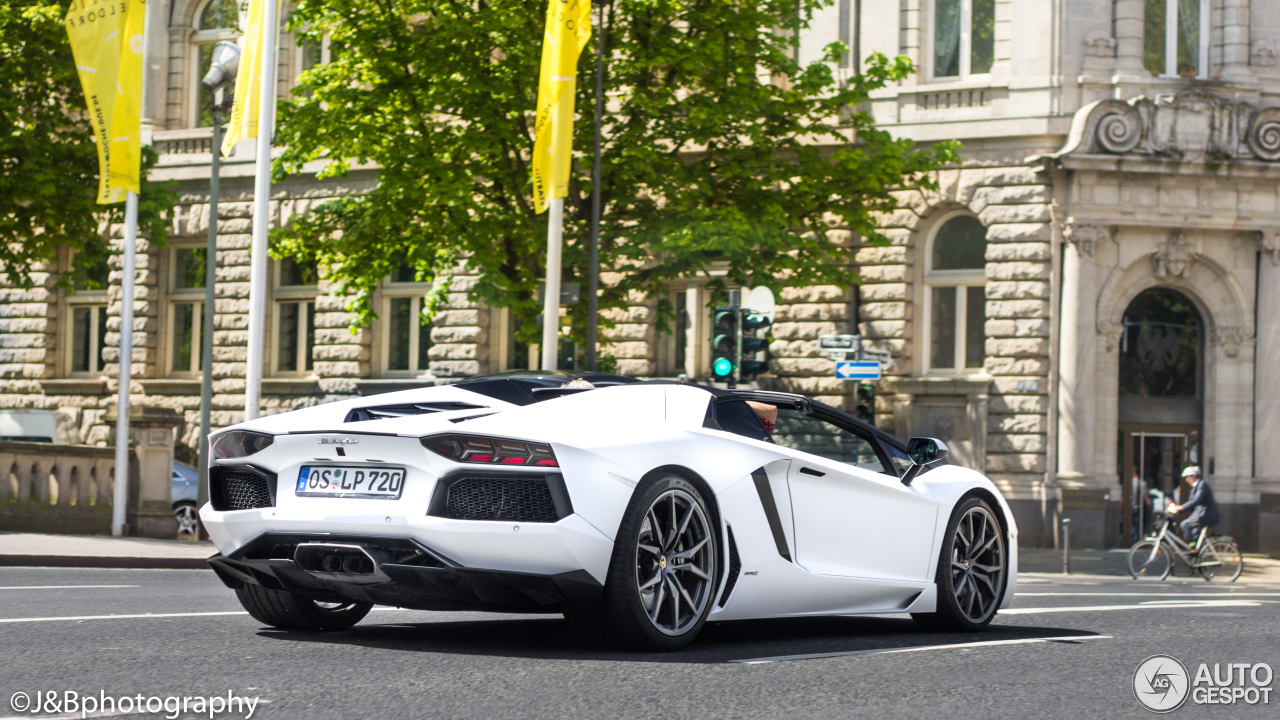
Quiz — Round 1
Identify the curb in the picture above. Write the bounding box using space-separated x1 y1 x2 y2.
0 555 212 570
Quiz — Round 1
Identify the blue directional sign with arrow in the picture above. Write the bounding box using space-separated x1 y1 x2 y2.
835 360 881 380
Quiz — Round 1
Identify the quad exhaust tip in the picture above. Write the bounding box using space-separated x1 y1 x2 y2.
294 543 387 584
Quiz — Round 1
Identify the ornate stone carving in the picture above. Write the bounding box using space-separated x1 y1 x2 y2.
1153 231 1196 279
1212 326 1255 358
1247 108 1280 161
1261 230 1280 267
1051 91 1280 163
1252 39 1279 68
1063 221 1110 257
1093 100 1143 154
1097 319 1124 353
1084 30 1116 58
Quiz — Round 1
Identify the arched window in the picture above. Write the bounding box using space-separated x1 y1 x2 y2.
1144 0 1208 78
1119 288 1202 399
192 0 241 127
924 214 987 373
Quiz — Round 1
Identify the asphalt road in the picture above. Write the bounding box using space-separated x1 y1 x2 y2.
0 563 1277 720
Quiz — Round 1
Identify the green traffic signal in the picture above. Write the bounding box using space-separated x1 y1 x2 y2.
712 357 735 378
710 306 739 384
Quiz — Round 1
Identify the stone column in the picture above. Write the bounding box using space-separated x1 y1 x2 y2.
1056 223 1105 486
1114 0 1146 73
1257 234 1280 553
140 0 170 129
107 406 181 538
1057 223 1109 547
1219 0 1251 83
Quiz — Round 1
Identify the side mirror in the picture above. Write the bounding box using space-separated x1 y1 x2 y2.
907 437 949 465
902 437 949 486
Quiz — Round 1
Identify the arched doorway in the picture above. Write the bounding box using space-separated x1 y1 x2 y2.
1117 288 1204 542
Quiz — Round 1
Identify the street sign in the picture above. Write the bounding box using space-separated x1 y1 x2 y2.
859 347 891 365
819 334 859 351
835 360 881 380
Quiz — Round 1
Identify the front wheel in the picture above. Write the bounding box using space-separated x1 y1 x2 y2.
1196 539 1243 582
913 497 1007 632
571 473 718 650
234 584 371 631
1127 540 1172 580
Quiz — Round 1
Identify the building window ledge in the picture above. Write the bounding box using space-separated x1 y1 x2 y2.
898 375 992 397
41 378 109 396
139 378 201 396
354 377 450 397
263 377 323 396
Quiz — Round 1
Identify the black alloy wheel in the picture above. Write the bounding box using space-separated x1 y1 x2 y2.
914 496 1007 631
569 473 718 650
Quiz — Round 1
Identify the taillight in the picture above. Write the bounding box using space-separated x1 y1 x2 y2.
421 434 559 467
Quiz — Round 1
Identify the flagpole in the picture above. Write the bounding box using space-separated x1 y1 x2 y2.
540 197 564 371
244 0 278 420
112 191 138 537
586 0 607 371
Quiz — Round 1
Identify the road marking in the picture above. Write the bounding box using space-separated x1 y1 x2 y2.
0 607 414 624
0 585 139 591
730 635 1113 664
1000 599 1263 614
1016 592 1280 597
0 611 247 624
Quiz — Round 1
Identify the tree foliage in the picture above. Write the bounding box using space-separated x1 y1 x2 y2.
275 0 957 345
0 0 171 289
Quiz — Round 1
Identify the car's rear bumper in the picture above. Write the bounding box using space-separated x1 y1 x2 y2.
207 532 603 614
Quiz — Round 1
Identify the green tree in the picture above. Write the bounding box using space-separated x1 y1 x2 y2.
275 0 957 346
0 0 171 289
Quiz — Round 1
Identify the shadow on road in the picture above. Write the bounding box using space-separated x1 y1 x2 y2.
256 614 1101 664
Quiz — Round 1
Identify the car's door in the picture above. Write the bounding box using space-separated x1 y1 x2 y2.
769 406 940 582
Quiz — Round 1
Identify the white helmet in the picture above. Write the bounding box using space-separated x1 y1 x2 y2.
1181 465 1200 478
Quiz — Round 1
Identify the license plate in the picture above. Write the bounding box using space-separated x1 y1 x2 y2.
295 466 406 499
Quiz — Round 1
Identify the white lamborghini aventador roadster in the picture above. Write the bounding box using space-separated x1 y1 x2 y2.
201 373 1016 650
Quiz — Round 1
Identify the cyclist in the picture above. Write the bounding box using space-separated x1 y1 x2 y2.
1166 465 1218 549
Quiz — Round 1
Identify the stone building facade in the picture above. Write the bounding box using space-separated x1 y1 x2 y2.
2 0 1279 551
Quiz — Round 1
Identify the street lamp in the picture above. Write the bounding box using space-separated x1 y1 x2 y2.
194 40 240 530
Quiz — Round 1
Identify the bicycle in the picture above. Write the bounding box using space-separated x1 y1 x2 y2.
1127 512 1243 581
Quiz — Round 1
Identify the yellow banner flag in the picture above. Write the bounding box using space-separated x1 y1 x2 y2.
65 0 144 204
222 0 271 157
531 0 591 214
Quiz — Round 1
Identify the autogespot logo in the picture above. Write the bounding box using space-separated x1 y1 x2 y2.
1134 654 1191 713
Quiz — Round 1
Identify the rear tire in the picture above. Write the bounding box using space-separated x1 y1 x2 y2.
912 497 1007 632
234 585 371 631
1196 539 1243 582
570 473 718 651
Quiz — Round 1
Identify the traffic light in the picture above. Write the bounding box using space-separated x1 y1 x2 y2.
711 306 738 382
855 382 876 425
739 311 772 379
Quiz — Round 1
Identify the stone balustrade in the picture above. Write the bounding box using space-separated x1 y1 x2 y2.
0 441 116 534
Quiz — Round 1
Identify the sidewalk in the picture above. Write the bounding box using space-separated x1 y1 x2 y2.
3 532 1279 577
0 532 214 569
1019 546 1280 582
